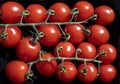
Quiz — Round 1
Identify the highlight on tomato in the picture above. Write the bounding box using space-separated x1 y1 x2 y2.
56 61 77 83
5 60 28 83
1 1 24 23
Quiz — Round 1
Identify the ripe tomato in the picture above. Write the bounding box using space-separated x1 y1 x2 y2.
23 4 47 23
49 2 71 22
38 24 61 47
97 44 117 64
64 24 85 45
54 42 75 58
95 5 115 25
36 53 57 77
87 24 110 46
99 64 117 82
56 61 77 83
77 62 97 83
0 26 22 48
1 1 24 23
16 37 41 63
77 42 97 59
5 60 28 83
73 1 94 21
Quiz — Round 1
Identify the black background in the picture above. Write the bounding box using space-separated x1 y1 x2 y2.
0 0 120 84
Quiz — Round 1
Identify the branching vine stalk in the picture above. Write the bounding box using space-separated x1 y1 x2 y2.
0 8 101 80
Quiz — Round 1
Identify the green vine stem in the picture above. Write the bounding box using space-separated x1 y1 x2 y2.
97 62 101 77
20 10 30 24
29 25 44 44
0 21 87 27
0 25 9 39
69 8 79 22
27 50 102 66
60 58 66 72
88 13 98 21
56 46 63 58
26 62 34 80
83 59 87 73
0 9 97 27
45 9 55 23
0 8 101 80
26 48 102 79
93 50 107 60
58 24 71 41
75 48 82 58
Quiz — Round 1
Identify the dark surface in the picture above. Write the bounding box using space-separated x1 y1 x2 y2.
0 0 120 84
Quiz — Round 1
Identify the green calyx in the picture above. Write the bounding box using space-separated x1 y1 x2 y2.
0 32 8 39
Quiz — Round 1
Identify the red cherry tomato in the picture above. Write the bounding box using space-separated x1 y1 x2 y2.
77 62 97 83
56 61 77 83
5 60 28 83
1 1 24 23
0 26 22 48
49 2 71 22
16 37 41 63
36 53 57 77
64 24 85 45
38 24 61 47
54 42 76 58
87 24 110 46
24 4 47 23
95 5 115 25
99 64 117 82
77 42 97 59
74 1 94 21
97 44 117 64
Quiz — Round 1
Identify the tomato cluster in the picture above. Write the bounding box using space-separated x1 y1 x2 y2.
0 0 118 84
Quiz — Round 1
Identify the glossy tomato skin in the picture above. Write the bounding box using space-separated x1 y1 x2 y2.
38 25 61 47
64 24 85 45
95 5 115 25
77 42 97 59
97 44 117 64
36 53 57 77
56 61 77 83
1 1 24 23
49 3 71 22
74 1 94 21
77 62 97 83
54 42 75 57
87 24 110 46
24 4 47 23
16 37 41 63
5 60 28 83
0 26 22 48
99 64 117 82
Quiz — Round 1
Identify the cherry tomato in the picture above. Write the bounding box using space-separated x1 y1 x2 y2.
87 24 110 46
49 2 71 22
54 42 75 58
99 64 117 82
5 60 28 83
1 1 24 23
16 37 41 63
74 1 94 21
0 26 22 48
23 4 47 23
77 62 97 83
64 24 85 45
77 42 97 59
38 24 61 47
97 44 117 64
95 5 115 25
36 52 57 77
56 61 77 83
